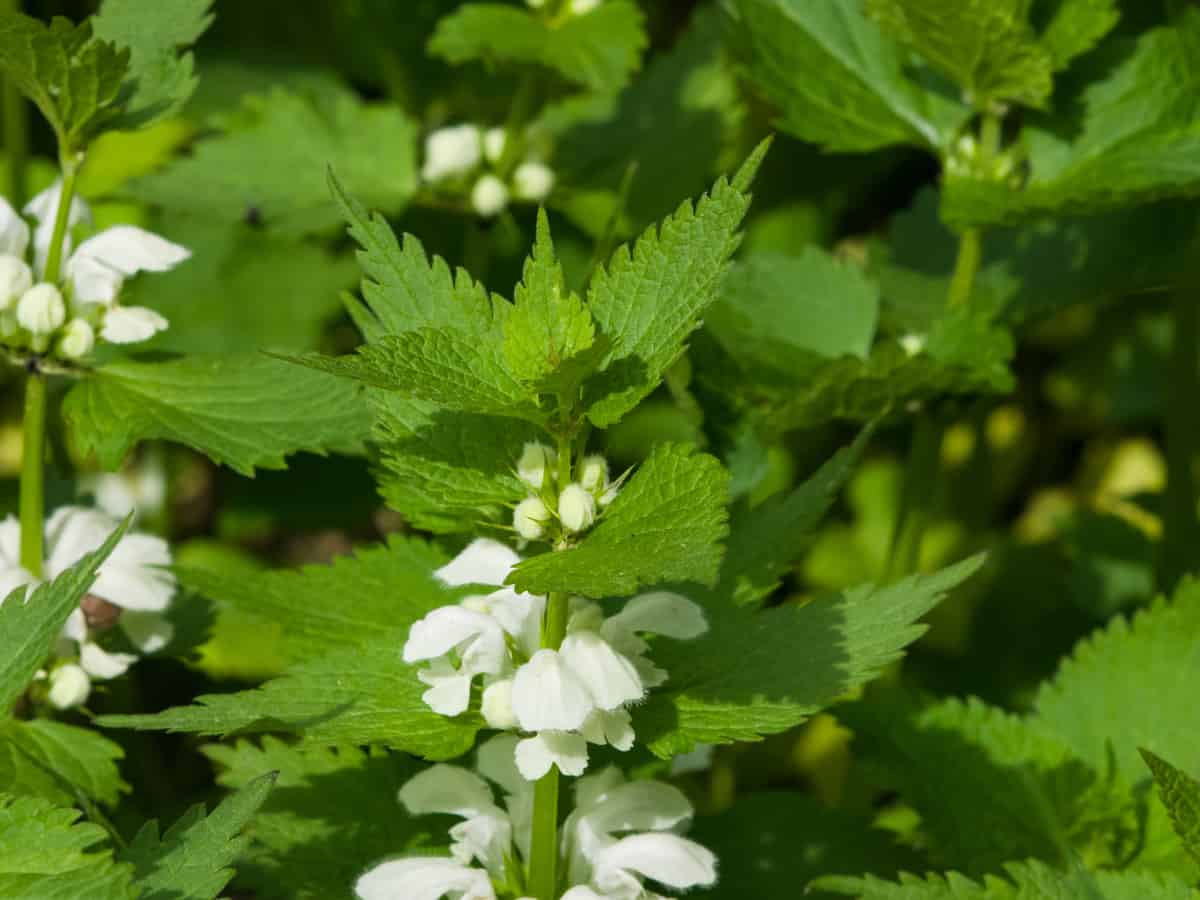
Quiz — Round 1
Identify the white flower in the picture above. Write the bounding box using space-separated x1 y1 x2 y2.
0 196 30 258
355 858 495 900
598 591 709 688
481 678 517 730
512 649 595 732
579 455 608 493
559 631 643 711
591 833 717 897
558 483 596 533
65 225 190 306
47 663 91 709
570 0 602 13
422 124 483 182
483 128 507 164
24 180 90 272
516 441 556 490
16 283 65 333
514 730 589 780
58 318 94 358
100 306 169 344
471 175 509 218
0 254 33 309
399 765 512 874
513 496 550 541
512 161 555 202
82 453 168 522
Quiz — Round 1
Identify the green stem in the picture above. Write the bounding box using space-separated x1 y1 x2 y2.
43 155 79 284
884 413 941 582
2 0 28 208
1161 289 1200 591
946 228 982 308
19 372 46 576
529 589 569 899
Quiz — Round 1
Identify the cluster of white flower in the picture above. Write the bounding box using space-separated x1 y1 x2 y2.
404 538 707 781
0 182 189 360
512 443 619 543
356 738 717 900
0 506 175 709
421 125 556 218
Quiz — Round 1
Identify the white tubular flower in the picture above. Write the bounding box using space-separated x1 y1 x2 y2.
25 180 90 273
483 128 507 164
47 663 91 709
16 283 65 334
100 306 169 344
422 124 483 182
66 225 190 306
578 455 609 494
399 765 512 874
558 483 596 533
404 607 508 715
0 196 30 257
559 631 643 711
516 441 556 490
592 833 717 896
512 649 595 732
512 161 555 202
0 517 32 601
58 318 94 359
436 538 521 588
515 731 589 780
0 254 33 310
471 175 509 218
82 453 168 522
355 858 495 900
481 678 517 730
513 496 550 541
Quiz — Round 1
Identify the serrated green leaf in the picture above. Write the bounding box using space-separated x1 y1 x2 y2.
0 794 136 899
817 860 1198 899
0 521 126 713
63 354 373 476
428 1 647 91
122 771 274 900
0 13 128 149
508 443 730 598
92 0 213 127
1037 0 1120 70
731 0 969 153
99 633 481 761
136 88 417 237
583 143 764 427
632 555 985 757
202 739 433 900
866 0 1054 109
1142 750 1200 867
0 720 127 809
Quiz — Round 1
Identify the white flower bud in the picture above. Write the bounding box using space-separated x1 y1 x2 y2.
513 496 550 540
421 124 483 182
47 663 91 709
570 0 602 13
559 483 596 533
0 254 33 310
517 441 556 489
483 127 507 164
17 283 65 334
579 455 609 493
481 678 517 730
471 174 509 218
58 318 94 359
512 161 555 201
899 333 926 357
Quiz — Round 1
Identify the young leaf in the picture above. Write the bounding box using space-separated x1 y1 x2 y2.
91 0 214 127
62 354 373 476
865 0 1054 109
0 720 127 809
202 739 432 900
1038 0 1120 71
0 521 126 713
583 142 766 427
1141 750 1200 866
633 555 985 757
428 1 647 91
731 0 969 153
121 772 274 900
507 443 731 597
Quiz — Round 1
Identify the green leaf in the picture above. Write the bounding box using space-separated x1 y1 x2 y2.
136 87 417 237
202 739 434 900
99 633 481 761
508 443 731 598
816 860 1198 899
177 534 454 664
428 1 647 91
91 0 213 127
0 521 126 713
1036 0 1120 71
0 13 128 149
731 0 969 153
865 0 1054 109
0 720 127 809
1141 750 1200 867
122 772 274 900
632 555 985 757
0 794 136 899
63 353 373 476
583 143 765 427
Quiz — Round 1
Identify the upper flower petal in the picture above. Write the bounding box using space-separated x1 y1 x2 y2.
602 592 708 643
100 306 170 344
593 832 717 892
355 857 495 900
404 606 507 672
67 225 190 304
512 649 595 732
434 539 520 588
399 764 497 819
79 642 137 680
559 632 643 711
0 196 30 257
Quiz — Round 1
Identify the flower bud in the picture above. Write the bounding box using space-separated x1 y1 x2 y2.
58 318 95 359
421 124 482 182
0 254 33 310
899 333 926 357
481 678 517 729
17 283 65 334
570 0 602 13
471 174 509 218
47 663 91 709
579 454 609 493
517 441 556 489
512 161 555 202
558 483 596 533
483 127 507 164
513 496 550 540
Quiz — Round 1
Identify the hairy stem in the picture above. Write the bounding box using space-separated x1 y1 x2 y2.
1162 288 1200 590
2 0 29 208
18 372 46 576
